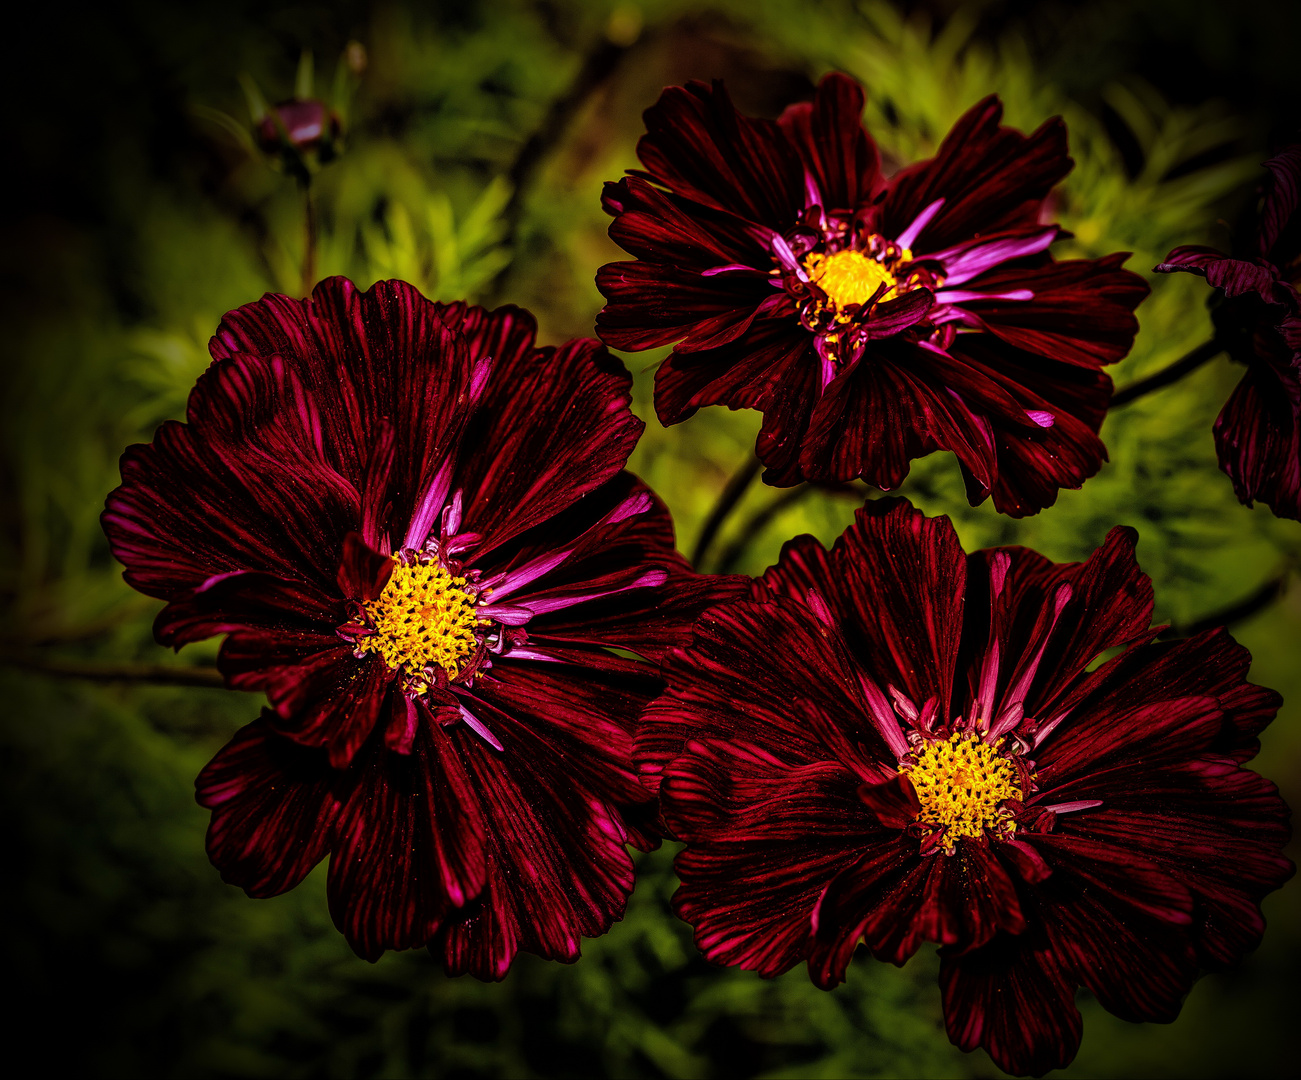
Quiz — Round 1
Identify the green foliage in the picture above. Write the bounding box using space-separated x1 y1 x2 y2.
3 1 1298 1078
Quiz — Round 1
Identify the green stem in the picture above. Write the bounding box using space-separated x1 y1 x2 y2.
302 181 317 298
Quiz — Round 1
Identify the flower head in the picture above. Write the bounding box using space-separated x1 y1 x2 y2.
597 74 1148 516
103 278 741 974
1156 143 1301 519
638 499 1292 1076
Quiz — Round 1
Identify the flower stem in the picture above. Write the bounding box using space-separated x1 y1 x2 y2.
715 484 814 573
1 653 226 687
490 27 641 298
1159 566 1292 639
691 456 762 569
1109 339 1222 408
714 480 869 574
302 181 317 298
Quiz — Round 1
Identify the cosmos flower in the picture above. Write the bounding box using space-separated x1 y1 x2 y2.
1156 144 1301 520
637 499 1292 1076
597 73 1148 516
102 278 740 975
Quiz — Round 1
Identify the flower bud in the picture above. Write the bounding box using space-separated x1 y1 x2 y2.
254 98 342 178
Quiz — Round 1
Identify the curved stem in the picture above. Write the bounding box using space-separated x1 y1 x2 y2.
714 481 869 574
691 456 762 569
491 29 639 297
715 484 813 573
1110 339 1222 408
2 654 226 688
1159 568 1291 640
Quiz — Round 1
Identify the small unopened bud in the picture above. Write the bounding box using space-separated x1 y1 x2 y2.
254 99 343 180
345 40 367 75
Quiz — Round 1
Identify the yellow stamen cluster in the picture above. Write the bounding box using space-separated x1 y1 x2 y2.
805 249 899 314
903 732 1022 854
361 558 486 683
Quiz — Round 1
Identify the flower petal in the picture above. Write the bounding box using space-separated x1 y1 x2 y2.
1214 357 1301 520
327 716 489 960
634 79 804 227
603 175 771 269
939 927 1082 1078
596 259 774 353
882 96 1071 254
196 714 342 898
777 72 882 211
958 253 1148 368
426 690 640 974
1259 144 1301 257
454 337 644 558
662 738 876 979
1155 245 1286 306
652 314 809 426
810 836 1024 982
636 595 890 798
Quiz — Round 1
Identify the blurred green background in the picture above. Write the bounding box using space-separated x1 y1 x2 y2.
2 0 1298 1076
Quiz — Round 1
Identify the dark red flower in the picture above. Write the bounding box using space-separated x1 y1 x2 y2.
1156 144 1301 520
597 74 1148 516
102 277 741 975
638 499 1292 1076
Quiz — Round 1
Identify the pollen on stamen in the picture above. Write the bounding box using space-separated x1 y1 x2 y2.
360 557 487 683
902 731 1023 854
805 249 897 313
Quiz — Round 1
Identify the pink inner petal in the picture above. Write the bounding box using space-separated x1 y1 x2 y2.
934 288 1035 304
1043 799 1103 815
457 701 504 752
702 263 762 277
857 672 911 760
895 197 945 250
930 229 1057 286
403 456 455 550
486 549 575 602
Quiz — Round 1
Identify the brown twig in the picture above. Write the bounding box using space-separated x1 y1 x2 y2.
490 29 640 296
2 653 226 688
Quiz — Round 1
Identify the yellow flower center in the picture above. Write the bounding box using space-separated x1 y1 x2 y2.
805 249 899 312
903 732 1022 854
362 558 486 682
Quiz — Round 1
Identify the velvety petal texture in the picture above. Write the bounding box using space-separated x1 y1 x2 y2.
104 277 745 975
640 498 1292 1077
598 73 1148 515
1156 141 1301 520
